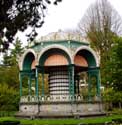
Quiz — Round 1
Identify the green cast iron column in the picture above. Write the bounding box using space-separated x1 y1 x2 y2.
77 75 80 94
35 67 39 97
88 68 101 101
68 65 71 95
28 75 32 96
68 64 75 100
96 69 101 98
72 64 75 96
70 64 75 100
19 72 22 97
41 67 45 96
88 71 91 101
75 75 80 94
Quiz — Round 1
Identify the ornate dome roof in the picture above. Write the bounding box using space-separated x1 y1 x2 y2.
29 30 89 47
39 30 89 43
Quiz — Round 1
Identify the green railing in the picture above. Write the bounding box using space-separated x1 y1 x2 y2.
20 95 101 103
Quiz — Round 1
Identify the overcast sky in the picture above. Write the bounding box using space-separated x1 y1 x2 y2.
15 0 122 45
0 0 122 63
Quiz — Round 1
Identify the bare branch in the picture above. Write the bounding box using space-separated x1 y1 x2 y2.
78 0 122 55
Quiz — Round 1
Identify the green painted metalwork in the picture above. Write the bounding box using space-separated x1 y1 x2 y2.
19 70 36 97
35 67 39 97
20 38 101 104
71 64 75 97
75 74 80 94
31 40 89 52
41 67 45 96
76 50 96 67
23 52 35 70
96 70 101 97
68 64 75 101
68 65 72 95
28 76 32 96
87 71 91 101
87 68 101 101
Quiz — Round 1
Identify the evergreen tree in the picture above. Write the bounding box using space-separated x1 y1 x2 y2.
3 37 24 66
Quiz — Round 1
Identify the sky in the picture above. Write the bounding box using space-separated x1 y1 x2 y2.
16 0 122 46
0 0 122 63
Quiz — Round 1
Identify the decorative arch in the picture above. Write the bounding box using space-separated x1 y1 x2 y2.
74 46 99 67
20 49 37 70
37 44 73 65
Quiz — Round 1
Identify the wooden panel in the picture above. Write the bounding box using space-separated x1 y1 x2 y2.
31 60 36 69
44 54 68 66
74 55 88 67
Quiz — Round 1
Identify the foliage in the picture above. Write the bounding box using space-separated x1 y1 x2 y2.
102 87 122 110
102 88 114 102
3 37 24 66
10 37 24 65
0 111 16 117
0 66 20 88
110 37 122 91
114 92 122 103
78 0 122 85
78 0 122 52
0 0 62 51
0 38 24 111
0 84 19 111
1 38 24 88
101 37 122 110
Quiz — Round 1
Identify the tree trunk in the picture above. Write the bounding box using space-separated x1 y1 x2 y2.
109 102 113 111
119 102 121 109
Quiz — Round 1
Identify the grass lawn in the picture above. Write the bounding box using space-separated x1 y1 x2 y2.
0 114 122 125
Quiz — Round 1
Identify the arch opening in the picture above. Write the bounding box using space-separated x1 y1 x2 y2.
39 48 71 66
73 49 98 98
74 49 97 67
38 48 71 96
23 52 36 70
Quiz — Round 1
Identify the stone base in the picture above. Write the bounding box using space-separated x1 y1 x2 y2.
16 101 106 118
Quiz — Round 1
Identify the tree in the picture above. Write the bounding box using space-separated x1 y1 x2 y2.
1 38 24 89
77 0 122 85
102 88 114 110
110 37 122 91
0 38 25 111
11 37 24 65
102 37 122 110
0 0 62 52
0 83 19 111
2 53 12 66
3 37 24 66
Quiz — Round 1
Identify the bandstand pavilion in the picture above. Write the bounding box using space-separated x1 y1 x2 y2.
17 31 104 118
